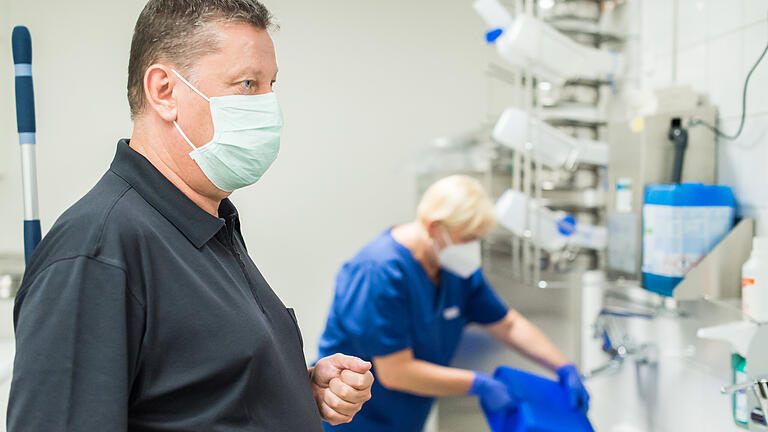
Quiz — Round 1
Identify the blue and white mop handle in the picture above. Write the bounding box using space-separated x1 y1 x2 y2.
12 26 41 264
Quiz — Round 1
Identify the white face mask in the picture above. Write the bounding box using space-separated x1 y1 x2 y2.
436 229 482 278
172 70 283 192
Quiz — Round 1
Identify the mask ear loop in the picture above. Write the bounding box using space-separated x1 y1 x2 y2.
173 122 198 151
440 226 454 248
431 224 454 258
171 69 210 102
170 69 211 151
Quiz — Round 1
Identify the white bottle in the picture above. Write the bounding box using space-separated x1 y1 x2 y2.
473 0 621 84
570 224 608 251
492 106 580 169
495 189 574 252
742 237 768 323
496 189 608 252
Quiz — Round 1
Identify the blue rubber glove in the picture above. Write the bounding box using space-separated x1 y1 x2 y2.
556 364 590 412
468 372 516 412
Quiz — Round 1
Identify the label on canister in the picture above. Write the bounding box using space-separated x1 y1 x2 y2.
642 204 734 278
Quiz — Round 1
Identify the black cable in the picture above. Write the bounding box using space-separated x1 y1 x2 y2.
689 15 768 141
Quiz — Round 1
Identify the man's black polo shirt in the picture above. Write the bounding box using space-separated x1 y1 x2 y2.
7 140 324 431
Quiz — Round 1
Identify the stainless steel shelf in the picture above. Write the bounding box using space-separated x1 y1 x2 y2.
564 77 613 87
557 29 625 46
545 14 600 24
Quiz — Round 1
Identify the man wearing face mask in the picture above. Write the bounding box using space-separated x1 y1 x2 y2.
318 175 589 432
7 1 373 430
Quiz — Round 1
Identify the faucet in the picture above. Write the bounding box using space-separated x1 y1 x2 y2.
584 308 655 378
722 377 768 426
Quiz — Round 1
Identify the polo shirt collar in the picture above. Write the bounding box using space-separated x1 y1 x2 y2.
109 139 229 248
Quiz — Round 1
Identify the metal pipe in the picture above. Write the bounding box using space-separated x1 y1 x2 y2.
522 70 533 284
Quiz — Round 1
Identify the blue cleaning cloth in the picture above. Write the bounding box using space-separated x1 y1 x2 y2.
482 366 595 432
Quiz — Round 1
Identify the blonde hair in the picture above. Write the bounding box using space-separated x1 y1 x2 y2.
417 175 497 238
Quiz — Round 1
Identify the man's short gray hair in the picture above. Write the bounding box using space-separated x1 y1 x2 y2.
127 0 277 118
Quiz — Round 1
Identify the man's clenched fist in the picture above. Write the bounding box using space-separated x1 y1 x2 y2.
310 353 374 425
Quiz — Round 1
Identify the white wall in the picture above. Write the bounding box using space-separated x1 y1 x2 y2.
0 0 494 359
1 0 9 182
1 0 140 255
641 0 768 232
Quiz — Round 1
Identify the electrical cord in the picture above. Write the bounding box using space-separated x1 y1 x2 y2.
689 13 768 141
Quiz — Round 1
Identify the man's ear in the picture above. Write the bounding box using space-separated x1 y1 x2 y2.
143 64 177 122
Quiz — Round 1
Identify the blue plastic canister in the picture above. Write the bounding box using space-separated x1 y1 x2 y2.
642 183 735 297
482 367 594 432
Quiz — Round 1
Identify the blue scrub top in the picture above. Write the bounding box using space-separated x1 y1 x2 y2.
318 229 508 432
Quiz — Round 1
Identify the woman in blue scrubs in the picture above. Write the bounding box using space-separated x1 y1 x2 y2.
318 175 589 432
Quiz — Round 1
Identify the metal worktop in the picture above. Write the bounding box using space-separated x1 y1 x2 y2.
436 289 747 432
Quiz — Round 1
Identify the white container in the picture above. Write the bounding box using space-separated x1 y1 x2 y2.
742 237 768 323
495 189 529 238
493 107 578 169
473 0 622 84
495 189 575 252
574 139 609 167
570 224 608 250
473 0 513 30
499 14 621 84
492 107 609 169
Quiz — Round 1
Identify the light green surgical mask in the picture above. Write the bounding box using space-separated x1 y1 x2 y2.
172 69 283 192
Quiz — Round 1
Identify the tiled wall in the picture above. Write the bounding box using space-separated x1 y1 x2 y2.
641 0 768 233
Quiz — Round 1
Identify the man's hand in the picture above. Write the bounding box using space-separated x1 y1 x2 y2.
310 353 374 425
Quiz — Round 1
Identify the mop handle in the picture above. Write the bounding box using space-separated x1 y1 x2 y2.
12 26 41 264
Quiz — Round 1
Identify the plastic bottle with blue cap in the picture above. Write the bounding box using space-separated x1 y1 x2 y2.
472 0 621 84
496 189 607 252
